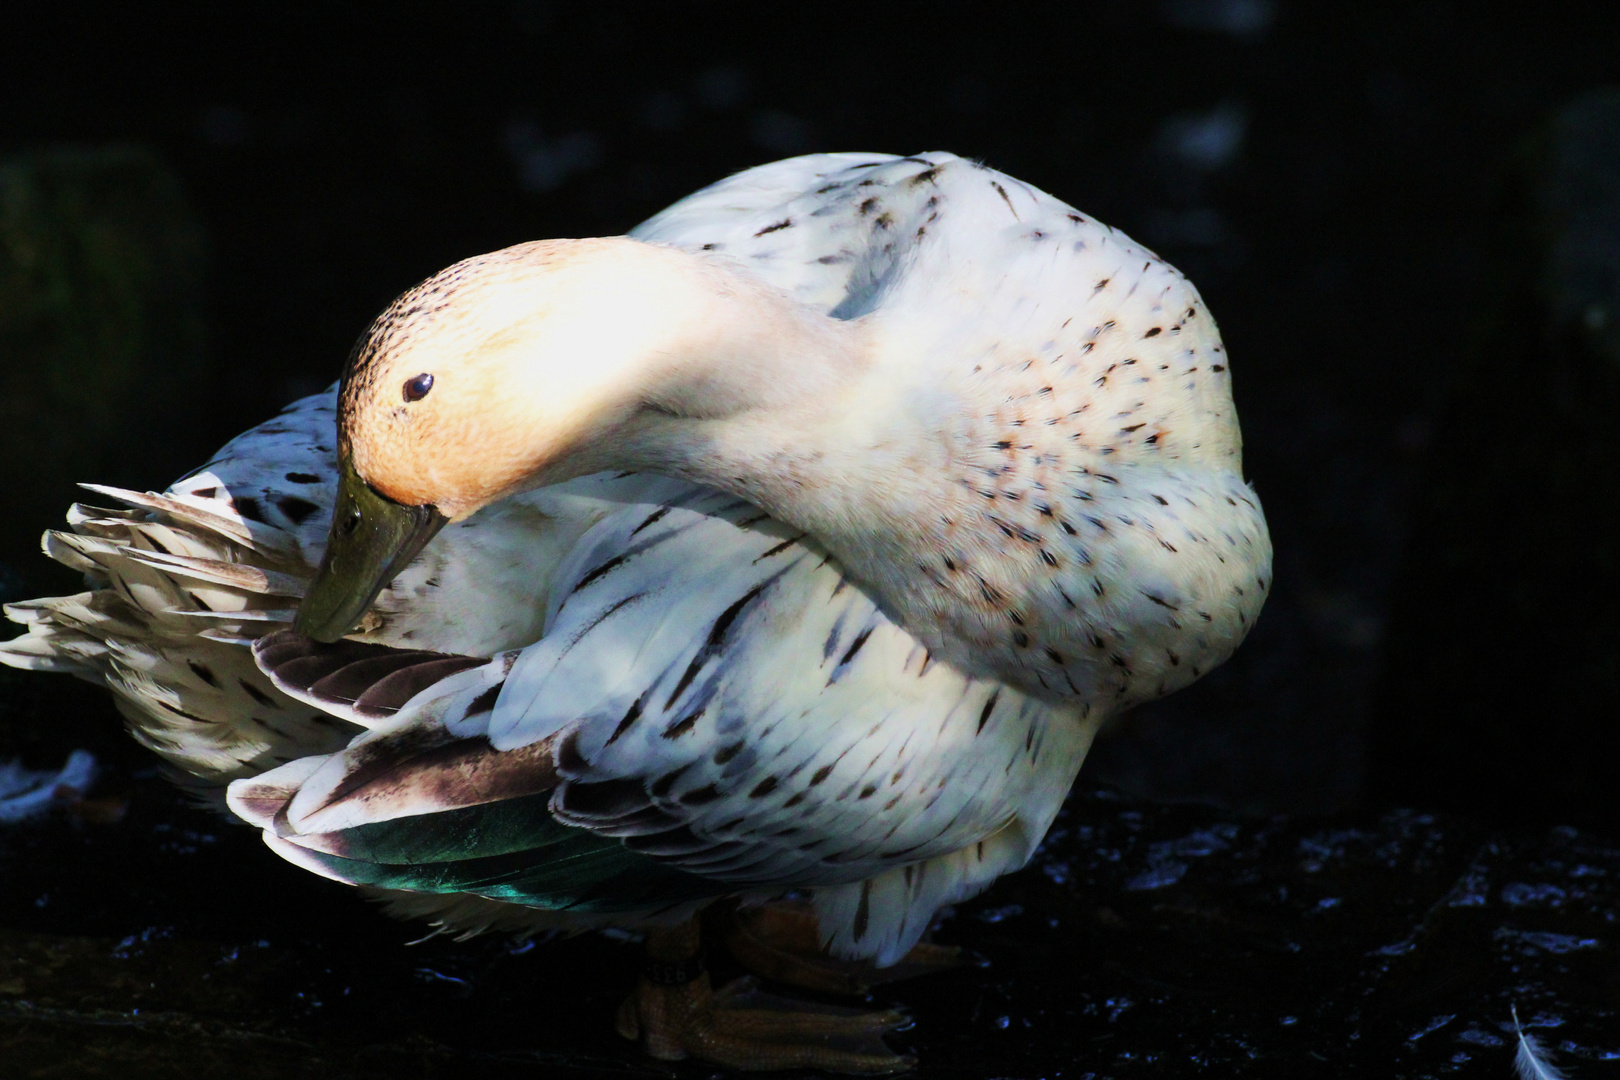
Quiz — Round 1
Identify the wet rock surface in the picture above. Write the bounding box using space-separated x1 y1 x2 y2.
2 678 1615 1079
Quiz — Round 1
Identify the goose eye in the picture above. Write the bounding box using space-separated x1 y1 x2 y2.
403 373 435 402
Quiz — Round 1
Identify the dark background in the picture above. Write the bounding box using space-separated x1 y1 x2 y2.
2 4 1619 1075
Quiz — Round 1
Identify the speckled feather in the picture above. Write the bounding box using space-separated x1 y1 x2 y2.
0 393 588 784
632 153 1270 708
2 152 1269 964
240 474 1086 961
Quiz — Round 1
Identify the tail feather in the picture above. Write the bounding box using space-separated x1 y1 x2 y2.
77 483 286 556
64 502 149 537
0 383 639 887
0 392 366 788
169 608 299 624
37 530 103 577
119 547 306 597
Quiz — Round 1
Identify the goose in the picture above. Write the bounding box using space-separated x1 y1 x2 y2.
1 151 1271 1072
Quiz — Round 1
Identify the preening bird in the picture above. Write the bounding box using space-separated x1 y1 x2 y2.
1 151 1270 1072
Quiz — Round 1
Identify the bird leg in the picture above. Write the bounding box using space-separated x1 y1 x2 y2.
714 899 972 996
616 915 915 1074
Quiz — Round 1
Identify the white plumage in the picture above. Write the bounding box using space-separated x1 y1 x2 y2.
1 152 1269 972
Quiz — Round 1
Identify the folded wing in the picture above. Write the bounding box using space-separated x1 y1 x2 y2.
240 483 1092 961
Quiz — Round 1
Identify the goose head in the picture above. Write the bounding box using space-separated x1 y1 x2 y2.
294 237 861 641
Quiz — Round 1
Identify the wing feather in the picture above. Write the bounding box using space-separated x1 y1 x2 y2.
243 483 1093 957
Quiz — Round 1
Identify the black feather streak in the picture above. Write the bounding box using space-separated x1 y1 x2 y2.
666 582 768 706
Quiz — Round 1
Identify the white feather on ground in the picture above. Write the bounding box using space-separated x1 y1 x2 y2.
1513 1005 1569 1080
